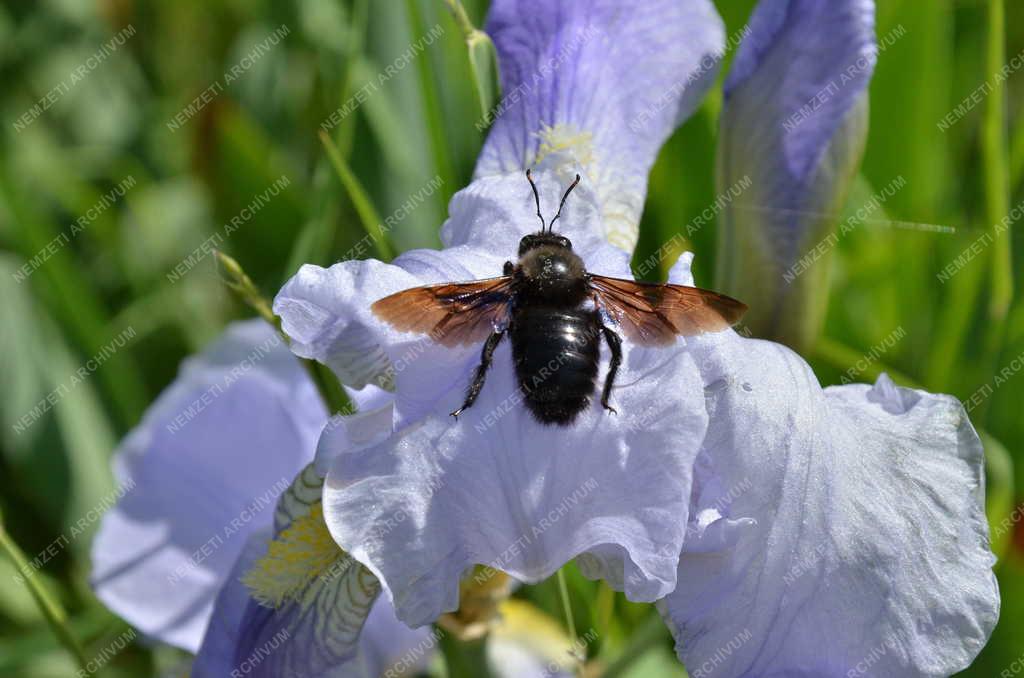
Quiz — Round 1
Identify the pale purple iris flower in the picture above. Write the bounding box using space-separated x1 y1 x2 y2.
92 0 998 676
90 321 567 676
90 321 432 677
273 0 997 676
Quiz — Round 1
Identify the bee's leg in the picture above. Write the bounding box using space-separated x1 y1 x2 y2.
451 330 505 419
503 261 514 275
600 325 622 415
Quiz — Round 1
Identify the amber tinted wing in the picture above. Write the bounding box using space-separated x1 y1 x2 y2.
370 277 514 347
589 274 747 346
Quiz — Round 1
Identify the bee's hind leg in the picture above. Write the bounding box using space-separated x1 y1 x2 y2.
599 325 622 415
451 330 505 419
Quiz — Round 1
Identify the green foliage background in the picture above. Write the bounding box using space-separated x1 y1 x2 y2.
0 0 1022 675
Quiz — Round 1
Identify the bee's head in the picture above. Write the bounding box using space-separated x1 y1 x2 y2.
518 232 572 257
521 169 581 256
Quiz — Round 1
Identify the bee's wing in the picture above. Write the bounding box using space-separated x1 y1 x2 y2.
589 274 747 346
371 276 515 347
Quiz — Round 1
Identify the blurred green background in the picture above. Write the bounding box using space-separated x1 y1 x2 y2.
1 0 1023 676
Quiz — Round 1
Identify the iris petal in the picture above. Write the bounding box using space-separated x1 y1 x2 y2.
90 321 412 674
716 0 876 348
658 331 999 677
192 468 429 678
90 321 325 651
320 344 707 627
476 0 725 251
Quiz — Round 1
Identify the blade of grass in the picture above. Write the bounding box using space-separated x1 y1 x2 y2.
983 0 1013 325
0 606 115 675
813 336 922 389
334 0 370 158
352 55 425 184
969 0 1015 425
983 431 1015 561
0 511 90 675
318 130 396 261
0 173 146 430
924 0 1011 392
405 0 457 205
283 159 339 280
214 251 354 415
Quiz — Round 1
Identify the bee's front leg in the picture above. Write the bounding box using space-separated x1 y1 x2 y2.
451 330 505 420
600 325 622 415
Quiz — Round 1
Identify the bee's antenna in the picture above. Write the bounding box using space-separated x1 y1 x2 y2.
547 174 581 232
525 169 547 232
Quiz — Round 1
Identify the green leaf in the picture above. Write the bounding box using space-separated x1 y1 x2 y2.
0 171 146 430
404 0 457 205
0 255 116 540
318 131 396 261
982 431 1016 561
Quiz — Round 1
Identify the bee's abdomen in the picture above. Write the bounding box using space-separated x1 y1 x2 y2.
511 307 600 425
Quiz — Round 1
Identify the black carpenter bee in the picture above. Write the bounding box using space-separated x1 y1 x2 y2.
372 171 747 426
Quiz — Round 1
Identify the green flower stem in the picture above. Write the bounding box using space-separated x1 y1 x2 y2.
318 131 396 262
441 0 501 123
441 0 475 39
0 512 90 674
438 627 493 678
405 0 456 205
983 0 1013 325
601 611 670 678
214 251 354 415
595 581 615 647
556 568 579 661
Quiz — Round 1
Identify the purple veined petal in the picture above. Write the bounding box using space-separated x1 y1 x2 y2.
193 467 430 678
90 321 327 651
476 0 725 252
716 0 876 347
192 534 432 678
319 336 708 628
657 331 999 677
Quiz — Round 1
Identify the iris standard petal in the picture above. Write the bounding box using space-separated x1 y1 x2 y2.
716 0 876 348
658 332 999 677
476 0 725 251
90 320 326 651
